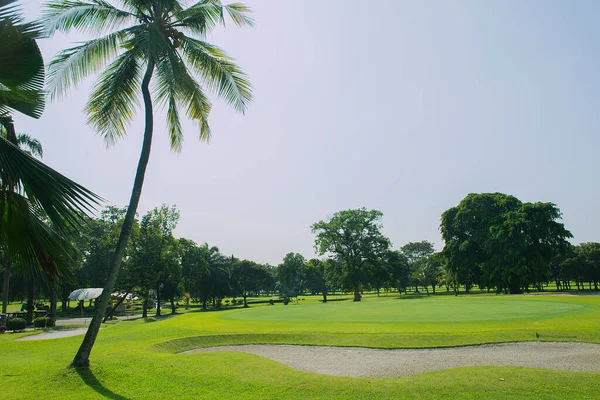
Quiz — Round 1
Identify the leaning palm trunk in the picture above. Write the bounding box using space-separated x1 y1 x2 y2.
72 62 155 367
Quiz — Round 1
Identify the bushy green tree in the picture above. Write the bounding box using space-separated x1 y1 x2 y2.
441 193 572 294
312 208 391 302
277 252 306 298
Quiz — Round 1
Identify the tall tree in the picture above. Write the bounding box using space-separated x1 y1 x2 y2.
231 260 268 308
400 241 435 293
130 205 179 317
576 243 600 290
44 0 253 366
312 208 391 301
304 258 328 302
277 252 306 298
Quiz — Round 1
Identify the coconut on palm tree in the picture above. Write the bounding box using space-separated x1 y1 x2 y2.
0 0 101 315
43 0 253 367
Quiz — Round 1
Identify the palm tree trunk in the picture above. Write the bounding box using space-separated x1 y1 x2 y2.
71 61 155 368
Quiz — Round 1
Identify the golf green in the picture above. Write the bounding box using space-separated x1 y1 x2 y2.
220 298 584 323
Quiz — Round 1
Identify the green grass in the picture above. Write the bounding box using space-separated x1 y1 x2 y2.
1 294 600 399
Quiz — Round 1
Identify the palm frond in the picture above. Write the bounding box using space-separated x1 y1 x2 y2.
0 3 45 118
223 3 253 27
85 48 142 145
47 29 128 99
166 94 183 151
1 0 44 38
16 133 43 158
1 190 77 283
0 135 102 235
173 0 223 35
180 36 251 113
42 0 135 35
0 88 45 118
155 51 211 145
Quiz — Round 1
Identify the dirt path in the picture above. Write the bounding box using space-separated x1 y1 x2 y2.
183 342 600 377
16 328 88 341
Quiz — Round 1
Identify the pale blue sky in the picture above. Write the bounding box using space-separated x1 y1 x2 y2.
16 0 600 265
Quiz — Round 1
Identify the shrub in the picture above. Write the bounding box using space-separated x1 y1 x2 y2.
283 297 290 305
33 317 55 328
6 318 27 331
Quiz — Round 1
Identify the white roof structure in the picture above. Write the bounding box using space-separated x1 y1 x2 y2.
68 288 103 301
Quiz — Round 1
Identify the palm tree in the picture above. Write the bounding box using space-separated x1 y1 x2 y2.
43 0 253 366
0 0 101 315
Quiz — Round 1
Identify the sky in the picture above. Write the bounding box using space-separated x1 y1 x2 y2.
15 0 600 265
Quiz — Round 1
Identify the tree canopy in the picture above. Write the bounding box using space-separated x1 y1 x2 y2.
441 193 572 294
312 208 391 301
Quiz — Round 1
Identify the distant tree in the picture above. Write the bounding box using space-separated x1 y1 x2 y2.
305 259 328 302
131 205 180 317
401 241 435 293
277 252 306 298
441 193 572 294
577 243 600 290
231 260 269 307
386 250 410 294
312 208 391 302
414 252 444 294
368 257 393 296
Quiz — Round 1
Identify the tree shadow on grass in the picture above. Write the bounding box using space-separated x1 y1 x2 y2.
75 367 130 400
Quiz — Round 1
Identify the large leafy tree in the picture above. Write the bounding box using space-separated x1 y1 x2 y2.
0 0 99 315
43 0 253 366
441 193 572 294
312 208 391 302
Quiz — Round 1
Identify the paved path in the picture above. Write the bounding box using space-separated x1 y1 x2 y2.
16 328 88 341
55 314 143 326
183 342 600 377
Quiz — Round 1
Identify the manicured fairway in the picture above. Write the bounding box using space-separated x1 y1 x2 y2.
1 294 599 399
221 297 585 323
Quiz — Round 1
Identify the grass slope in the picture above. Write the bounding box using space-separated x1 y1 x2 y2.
1 294 599 399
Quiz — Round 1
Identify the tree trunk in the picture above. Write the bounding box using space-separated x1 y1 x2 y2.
509 280 522 294
103 290 130 323
202 298 207 311
431 284 436 294
71 61 156 368
50 288 57 321
322 290 327 303
2 263 9 314
170 298 176 314
156 285 161 317
26 281 34 324
243 294 248 308
142 290 149 319
353 284 361 302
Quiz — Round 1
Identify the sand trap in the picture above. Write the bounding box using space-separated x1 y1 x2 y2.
183 342 600 377
16 328 88 341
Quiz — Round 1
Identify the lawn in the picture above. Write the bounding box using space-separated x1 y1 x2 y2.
1 294 599 399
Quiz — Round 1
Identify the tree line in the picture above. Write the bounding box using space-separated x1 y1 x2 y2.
7 192 596 322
